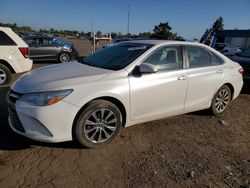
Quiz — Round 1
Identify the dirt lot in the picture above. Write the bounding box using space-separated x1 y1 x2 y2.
0 40 250 188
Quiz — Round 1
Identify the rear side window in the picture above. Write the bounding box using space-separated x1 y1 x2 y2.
42 38 53 45
210 53 224 65
186 46 211 68
0 31 16 46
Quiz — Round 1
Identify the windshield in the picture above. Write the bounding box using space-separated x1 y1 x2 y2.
238 48 250 58
79 43 153 70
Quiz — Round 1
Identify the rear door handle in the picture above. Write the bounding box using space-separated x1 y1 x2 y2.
177 75 187 80
216 69 223 74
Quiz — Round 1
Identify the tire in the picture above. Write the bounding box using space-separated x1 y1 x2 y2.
59 52 71 63
0 64 11 85
74 100 122 148
211 85 232 116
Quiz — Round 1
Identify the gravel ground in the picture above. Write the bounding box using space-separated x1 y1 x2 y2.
0 40 249 188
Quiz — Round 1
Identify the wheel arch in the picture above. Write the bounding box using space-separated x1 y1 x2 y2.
72 96 127 139
0 59 15 73
223 83 235 100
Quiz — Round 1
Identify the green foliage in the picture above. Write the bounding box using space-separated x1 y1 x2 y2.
96 30 102 36
151 22 183 40
200 16 224 42
139 32 152 38
0 22 33 33
212 16 224 31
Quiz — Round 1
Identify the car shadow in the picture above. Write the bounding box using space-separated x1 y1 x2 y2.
0 87 85 151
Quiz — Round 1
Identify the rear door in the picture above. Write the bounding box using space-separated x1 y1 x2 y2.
184 45 225 112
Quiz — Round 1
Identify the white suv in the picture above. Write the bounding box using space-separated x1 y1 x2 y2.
0 27 33 85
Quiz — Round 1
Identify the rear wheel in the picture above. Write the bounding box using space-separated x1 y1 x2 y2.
211 85 231 116
0 64 11 85
74 100 122 148
59 52 71 63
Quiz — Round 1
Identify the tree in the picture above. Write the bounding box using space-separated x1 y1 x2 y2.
151 22 183 40
212 16 224 31
139 32 152 38
96 30 102 36
151 22 173 40
200 16 224 42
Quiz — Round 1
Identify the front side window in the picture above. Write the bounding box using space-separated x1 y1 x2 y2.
80 43 153 70
0 31 16 46
142 46 183 71
186 46 211 68
25 38 40 45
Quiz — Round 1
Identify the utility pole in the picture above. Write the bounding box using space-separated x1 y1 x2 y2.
127 4 131 34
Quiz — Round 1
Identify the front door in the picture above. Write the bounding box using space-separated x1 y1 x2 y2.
129 45 189 121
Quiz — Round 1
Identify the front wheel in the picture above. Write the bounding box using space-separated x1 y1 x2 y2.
211 85 232 116
74 100 122 148
59 52 71 63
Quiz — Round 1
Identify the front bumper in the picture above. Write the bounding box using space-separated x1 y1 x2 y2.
7 92 80 143
70 49 79 60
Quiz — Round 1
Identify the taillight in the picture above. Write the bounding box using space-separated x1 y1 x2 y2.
238 68 244 75
19 47 29 58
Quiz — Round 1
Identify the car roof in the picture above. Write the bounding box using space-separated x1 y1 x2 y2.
123 39 208 47
24 35 52 39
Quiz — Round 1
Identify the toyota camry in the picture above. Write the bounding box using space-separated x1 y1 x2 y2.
7 40 243 148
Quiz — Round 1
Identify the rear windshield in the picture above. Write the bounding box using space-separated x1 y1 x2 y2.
79 43 153 70
0 31 16 46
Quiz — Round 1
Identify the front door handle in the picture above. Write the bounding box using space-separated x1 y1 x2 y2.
177 75 187 80
216 69 223 74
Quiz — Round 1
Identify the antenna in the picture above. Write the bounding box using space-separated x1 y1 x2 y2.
127 4 131 34
91 20 93 33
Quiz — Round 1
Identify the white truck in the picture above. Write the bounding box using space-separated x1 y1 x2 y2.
0 27 33 85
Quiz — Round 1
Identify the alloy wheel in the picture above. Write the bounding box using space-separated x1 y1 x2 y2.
0 68 7 85
215 89 230 113
60 53 70 63
83 109 118 143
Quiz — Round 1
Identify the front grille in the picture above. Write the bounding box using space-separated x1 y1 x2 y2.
8 107 25 133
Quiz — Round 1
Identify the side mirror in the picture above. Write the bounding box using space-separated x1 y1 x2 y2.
139 63 157 74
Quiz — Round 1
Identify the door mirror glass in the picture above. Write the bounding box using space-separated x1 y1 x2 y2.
139 63 157 74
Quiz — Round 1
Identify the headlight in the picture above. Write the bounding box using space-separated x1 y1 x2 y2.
19 90 73 106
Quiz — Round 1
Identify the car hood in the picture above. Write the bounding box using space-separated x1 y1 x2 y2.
12 61 113 93
64 42 73 48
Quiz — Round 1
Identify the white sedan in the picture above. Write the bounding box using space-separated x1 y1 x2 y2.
7 40 243 148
